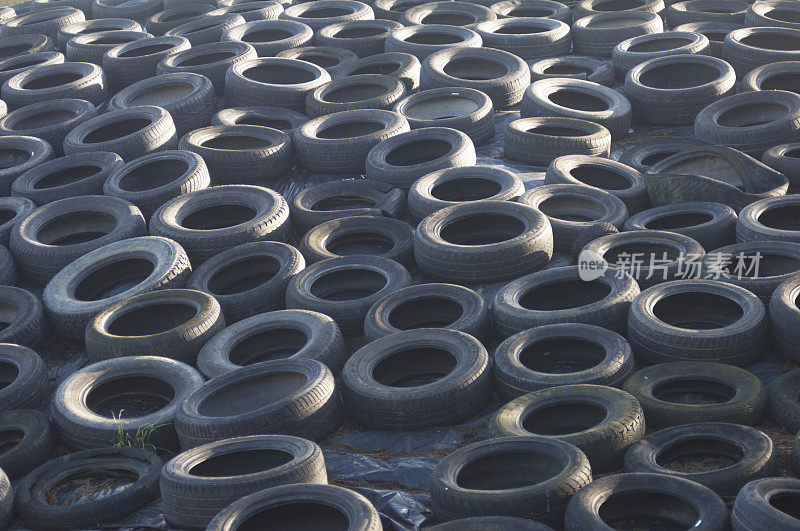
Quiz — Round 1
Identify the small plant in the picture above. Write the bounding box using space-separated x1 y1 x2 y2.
111 410 164 453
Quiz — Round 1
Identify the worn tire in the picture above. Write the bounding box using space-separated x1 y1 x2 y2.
0 286 46 348
0 409 56 479
1 61 105 109
623 201 736 251
504 116 610 167
0 343 47 413
0 98 96 157
157 41 257 95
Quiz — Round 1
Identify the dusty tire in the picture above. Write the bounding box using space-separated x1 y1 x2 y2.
0 409 56 479
667 0 748 26
737 195 800 244
225 57 331 112
1 61 106 109
0 98 97 157
304 74 406 118
343 51 421 92
0 286 46 348
275 45 359 80
770 274 800 364
315 19 402 58
732 478 800 531
0 50 63 86
165 13 245 46
530 55 615 86
0 135 53 195
504 116 611 167
102 35 191 92
723 26 800 77
221 19 312 57
571 11 663 58
474 17 570 60
623 201 736 251
767 369 800 432
0 343 47 413
279 0 374 32
157 41 257 95
385 24 482 61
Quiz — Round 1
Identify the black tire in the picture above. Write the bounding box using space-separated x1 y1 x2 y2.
212 106 308 136
617 137 709 173
737 195 800 244
279 0 373 31
414 200 553 284
221 19 313 57
504 116 610 167
52 355 203 451
625 54 735 126
491 0 571 22
430 436 592 527
150 185 290 264
521 79 632 141
0 134 53 195
0 50 63 85
408 165 524 223
187 241 305 324
207 484 381 531
343 328 490 429
65 29 151 65
285 255 412 336
146 5 213 36
209 1 284 23
305 74 405 118
157 41 257 95
0 34 54 58
723 26 800 77
176 358 341 448
102 149 210 219
493 323 633 399
0 98 97 157
300 215 413 267
293 109 410 174
0 196 34 246
43 235 191 340
394 87 494 146
10 195 146 286
767 369 800 432
401 1 495 27
623 201 736 251
763 141 800 189
275 45 359 80
474 17 570 60
623 422 777 498
316 19 402 58
161 435 328 529
366 127 476 189
545 155 647 213
564 472 729 531
572 11 663 59
0 286 45 348
224 57 331 112
373 0 431 21
93 0 163 22
344 51 421 92
429 517 553 531
291 179 405 235
1 61 105 109
0 409 56 480
742 60 800 96
197 309 345 378
15 447 163 530
492 265 640 338
667 0 748 26
746 0 800 29
623 361 766 428
0 6 84 42
12 151 122 206
628 279 768 366
57 18 143 50
0 343 47 413
102 35 191 92
529 55 615 86
770 274 800 364
385 24 482 61
421 47 529 109
0 244 15 286
674 21 741 58
165 13 245 46
732 478 800 531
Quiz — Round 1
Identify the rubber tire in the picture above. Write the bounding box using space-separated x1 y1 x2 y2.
146 5 213 35
1 61 106 109
571 11 663 58
474 17 570 60
221 19 312 56
279 0 374 32
763 142 800 188
732 478 800 531
65 30 151 65
723 27 800 77
315 19 403 58
305 74 406 118
165 13 245 46
667 0 748 26
0 135 53 195
157 41 257 95
623 201 736 251
212 106 308 136
102 35 191 92
0 245 15 286
0 285 47 348
0 98 97 157
0 343 47 413
617 138 709 173
343 51 421 92
529 55 615 86
428 517 553 531
737 195 800 244
385 24 483 61
491 0 571 22
275 45 359 80
574 0 664 19
745 0 800 30
0 50 63 85
0 6 84 42
0 409 56 479
673 21 741 58
57 18 143 50
0 34 54 58
767 369 800 433
224 57 331 112
300 215 413 267
613 31 709 80
770 275 800 364
504 116 611 167
401 1 495 27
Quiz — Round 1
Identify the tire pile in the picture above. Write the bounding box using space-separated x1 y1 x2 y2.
1 0 800 528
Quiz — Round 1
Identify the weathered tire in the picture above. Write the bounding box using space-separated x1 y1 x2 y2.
0 135 53 195
491 0 570 22
737 195 800 244
623 201 736 251
343 51 421 92
401 1 495 27
212 106 308 136
732 478 800 531
769 274 800 364
0 285 46 348
0 50 63 86
65 29 151 65
618 138 708 173
529 55 615 86
276 45 359 80
767 368 800 432
157 41 257 95
674 21 741 58
315 19 402 58
165 13 245 46
57 18 142 50
0 98 96 157
667 0 748 26
474 17 570 60
571 11 663 58
723 26 800 77
146 5 212 36
0 6 84 42
763 141 800 188
504 116 610 167
102 35 191 92
279 0 374 32
1 61 105 109
221 19 312 57
0 343 47 412
305 74 406 118
0 409 56 479
385 24 482 61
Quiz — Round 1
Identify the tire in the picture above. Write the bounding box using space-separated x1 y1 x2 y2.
0 344 47 413
574 0 664 19
0 50 63 85
221 19 313 57
623 201 736 251
197 309 345 378
300 215 413 267
85 288 225 364
176 358 342 448
0 34 53 58
57 18 143 50
738 195 800 244
0 135 53 195
102 35 191 92
146 5 213 35
623 361 766 428
401 1 495 27
285 255 412 336
225 57 330 112
10 195 146 286
343 328 490 429
207 484 381 531
93 0 163 22
674 21 740 58
624 422 777 498
421 47 529 110
493 323 633 399
209 1 284 23
518 184 628 254
745 0 800 30
43 235 191 340
12 151 122 206
212 106 308 136
0 98 96 157
0 409 55 480
305 74 405 118
15 447 162 531
65 30 151 65
294 186 404 244
366 127 476 189
0 245 15 286
373 0 431 21
504 116 611 167
165 13 245 46
385 24 483 61
293 109 410 174
0 196 34 246
742 61 800 97
667 0 748 26
1 61 106 109
733 478 800 531
279 0 373 31
150 185 290 264
770 275 800 364
344 51 421 92
103 149 210 219
394 87 494 146
315 19 402 58
52 355 203 451
429 517 553 531
275 45 359 80
492 265 639 338
768 369 800 432
187 241 305 324
521 79 632 141
0 286 45 348
430 436 591 527
545 155 647 213
157 41 257 95
161 435 328 529
0 6 84 42
408 165 524 223
628 279 767 366
723 27 800 77
617 137 709 173
564 472 729 531
474 17 570 60
491 0 571 22
763 141 800 188
529 55 615 86
572 11 663 59
414 200 553 284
